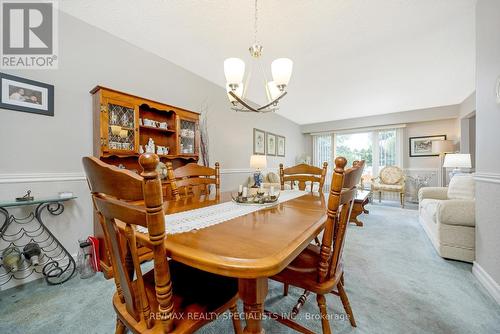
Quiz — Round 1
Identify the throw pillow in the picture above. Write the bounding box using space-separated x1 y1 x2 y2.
447 174 475 200
267 172 280 184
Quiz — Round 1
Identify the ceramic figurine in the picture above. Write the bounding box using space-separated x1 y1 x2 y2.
146 138 155 153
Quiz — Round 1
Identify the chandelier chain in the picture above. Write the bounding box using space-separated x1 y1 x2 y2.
254 0 258 44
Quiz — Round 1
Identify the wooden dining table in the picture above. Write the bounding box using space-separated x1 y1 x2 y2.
136 191 327 334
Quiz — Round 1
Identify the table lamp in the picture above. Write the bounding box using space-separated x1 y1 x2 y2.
250 155 267 188
443 153 471 180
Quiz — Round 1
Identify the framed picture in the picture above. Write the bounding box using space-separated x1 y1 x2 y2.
277 135 285 157
266 132 277 156
0 72 54 117
409 135 446 157
253 128 266 155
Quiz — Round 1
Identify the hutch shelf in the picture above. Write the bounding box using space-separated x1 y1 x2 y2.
90 86 200 276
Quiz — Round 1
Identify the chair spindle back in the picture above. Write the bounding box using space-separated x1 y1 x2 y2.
83 154 175 333
166 162 220 199
279 162 328 192
317 157 364 284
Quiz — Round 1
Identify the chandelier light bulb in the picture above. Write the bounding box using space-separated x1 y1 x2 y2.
224 58 245 85
271 58 293 88
226 83 244 103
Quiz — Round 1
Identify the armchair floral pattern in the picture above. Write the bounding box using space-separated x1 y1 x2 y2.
371 166 406 207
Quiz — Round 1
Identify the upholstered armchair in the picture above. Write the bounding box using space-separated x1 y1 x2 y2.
371 166 406 208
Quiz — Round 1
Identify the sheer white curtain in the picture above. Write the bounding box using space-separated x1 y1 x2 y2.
312 134 333 191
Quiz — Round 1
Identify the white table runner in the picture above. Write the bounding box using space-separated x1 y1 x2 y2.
136 190 307 235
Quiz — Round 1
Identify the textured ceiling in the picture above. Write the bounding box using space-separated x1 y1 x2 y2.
60 0 476 125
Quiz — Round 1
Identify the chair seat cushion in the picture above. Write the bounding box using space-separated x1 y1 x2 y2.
371 182 404 191
114 260 238 332
271 244 341 295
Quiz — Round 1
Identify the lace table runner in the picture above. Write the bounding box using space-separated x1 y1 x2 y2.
136 190 307 235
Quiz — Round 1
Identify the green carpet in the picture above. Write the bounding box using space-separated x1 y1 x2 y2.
1 204 499 334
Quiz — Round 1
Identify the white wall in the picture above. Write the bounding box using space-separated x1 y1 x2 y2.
473 0 500 304
0 13 307 288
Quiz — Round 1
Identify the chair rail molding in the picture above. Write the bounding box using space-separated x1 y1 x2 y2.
474 172 500 184
0 172 87 184
472 261 500 305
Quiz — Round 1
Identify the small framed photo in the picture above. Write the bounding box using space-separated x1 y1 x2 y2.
253 128 266 155
277 135 285 157
0 72 54 117
409 135 446 157
266 132 277 156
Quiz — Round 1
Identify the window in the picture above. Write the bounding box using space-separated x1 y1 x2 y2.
335 131 374 180
312 127 403 190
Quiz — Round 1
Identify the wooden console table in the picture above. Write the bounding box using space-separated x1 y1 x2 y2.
350 190 370 226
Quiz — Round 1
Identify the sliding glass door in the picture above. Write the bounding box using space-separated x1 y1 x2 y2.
313 128 402 190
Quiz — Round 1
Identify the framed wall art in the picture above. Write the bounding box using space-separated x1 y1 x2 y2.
409 135 446 157
0 72 54 117
277 135 285 157
253 128 266 155
266 132 276 156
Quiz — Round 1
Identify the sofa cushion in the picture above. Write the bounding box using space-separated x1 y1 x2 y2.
447 174 474 200
437 199 475 227
420 199 441 223
372 182 404 191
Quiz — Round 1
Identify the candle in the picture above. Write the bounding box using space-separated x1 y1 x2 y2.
270 186 275 196
259 184 264 193
239 184 243 193
242 187 248 198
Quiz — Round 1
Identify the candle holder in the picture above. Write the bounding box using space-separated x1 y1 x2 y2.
231 191 280 205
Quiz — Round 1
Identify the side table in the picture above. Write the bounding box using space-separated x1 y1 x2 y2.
0 197 77 286
350 190 370 226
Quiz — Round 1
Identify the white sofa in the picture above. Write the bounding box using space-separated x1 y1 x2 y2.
418 175 475 262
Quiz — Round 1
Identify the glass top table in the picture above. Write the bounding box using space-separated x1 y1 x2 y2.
0 196 77 208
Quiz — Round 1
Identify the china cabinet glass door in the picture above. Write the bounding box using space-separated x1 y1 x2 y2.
102 98 138 154
178 118 198 155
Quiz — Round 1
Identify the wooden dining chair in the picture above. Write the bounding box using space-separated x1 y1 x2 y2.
279 162 328 192
268 157 363 334
166 162 220 200
83 154 241 334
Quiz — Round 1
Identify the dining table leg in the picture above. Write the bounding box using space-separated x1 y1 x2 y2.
238 277 268 334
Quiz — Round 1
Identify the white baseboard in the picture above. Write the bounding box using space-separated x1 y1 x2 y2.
472 261 500 305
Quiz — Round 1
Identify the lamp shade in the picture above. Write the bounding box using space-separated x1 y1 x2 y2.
443 154 471 168
224 58 245 85
271 58 293 87
250 155 267 169
432 140 455 154
226 83 243 102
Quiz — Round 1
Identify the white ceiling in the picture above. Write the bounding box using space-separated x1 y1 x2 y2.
60 0 476 125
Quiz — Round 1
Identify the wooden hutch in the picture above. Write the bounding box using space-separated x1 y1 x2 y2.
90 86 200 275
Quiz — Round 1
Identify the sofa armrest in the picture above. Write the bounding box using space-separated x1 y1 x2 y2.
419 187 448 202
437 200 475 227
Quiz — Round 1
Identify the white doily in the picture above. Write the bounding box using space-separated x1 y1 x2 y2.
136 190 307 235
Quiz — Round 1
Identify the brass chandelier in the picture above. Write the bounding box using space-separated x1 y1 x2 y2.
224 0 293 113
